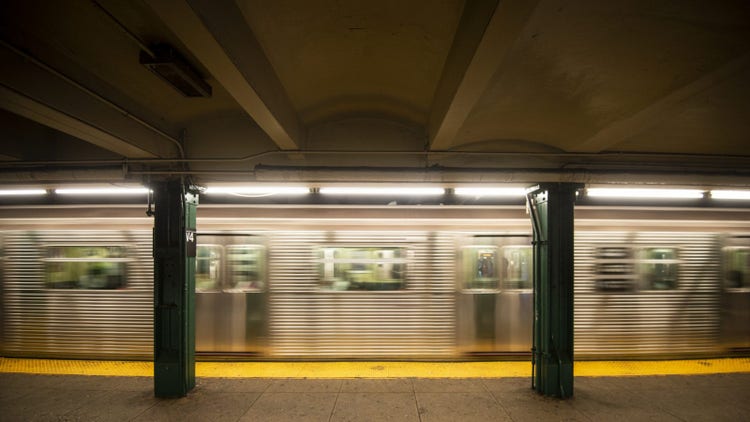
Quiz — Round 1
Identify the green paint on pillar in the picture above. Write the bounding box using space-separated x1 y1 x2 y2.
153 179 198 398
527 183 581 399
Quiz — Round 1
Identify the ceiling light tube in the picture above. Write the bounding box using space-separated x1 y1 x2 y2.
318 187 445 196
0 189 48 196
454 187 527 197
55 187 150 195
204 186 310 195
586 188 704 199
710 190 750 200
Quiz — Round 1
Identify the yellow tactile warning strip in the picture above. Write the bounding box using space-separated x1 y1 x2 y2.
0 358 152 377
1 357 749 378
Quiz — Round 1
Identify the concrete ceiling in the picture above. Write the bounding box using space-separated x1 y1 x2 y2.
1 0 749 187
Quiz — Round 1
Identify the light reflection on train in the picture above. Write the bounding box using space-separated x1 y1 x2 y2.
0 205 748 360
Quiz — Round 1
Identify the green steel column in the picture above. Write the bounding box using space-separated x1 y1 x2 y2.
527 183 581 398
153 179 198 398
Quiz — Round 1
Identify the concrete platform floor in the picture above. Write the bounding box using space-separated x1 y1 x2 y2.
1 373 749 421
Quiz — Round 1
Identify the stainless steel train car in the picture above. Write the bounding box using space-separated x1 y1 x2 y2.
1 204 748 360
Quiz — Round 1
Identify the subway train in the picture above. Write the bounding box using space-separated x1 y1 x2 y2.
0 203 748 360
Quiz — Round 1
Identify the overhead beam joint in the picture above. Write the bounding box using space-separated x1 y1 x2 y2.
428 0 539 150
147 0 303 150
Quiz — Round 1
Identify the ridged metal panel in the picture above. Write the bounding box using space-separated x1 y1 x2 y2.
2 204 744 361
574 231 721 357
268 231 456 358
2 230 153 359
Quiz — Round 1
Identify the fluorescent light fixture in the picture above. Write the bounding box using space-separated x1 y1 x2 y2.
710 190 750 200
454 187 527 197
586 188 704 199
55 187 150 195
319 187 445 196
204 186 309 195
0 189 47 196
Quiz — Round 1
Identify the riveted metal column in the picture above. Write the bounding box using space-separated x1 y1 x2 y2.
153 178 198 398
527 183 581 398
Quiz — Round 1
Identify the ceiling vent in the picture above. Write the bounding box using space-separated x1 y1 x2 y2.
140 44 212 98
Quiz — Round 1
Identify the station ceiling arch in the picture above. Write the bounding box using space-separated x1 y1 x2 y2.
1 0 749 187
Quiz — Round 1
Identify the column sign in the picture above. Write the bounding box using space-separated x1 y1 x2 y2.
186 229 196 257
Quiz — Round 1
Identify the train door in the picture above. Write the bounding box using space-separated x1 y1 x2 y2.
195 234 268 356
456 235 533 355
720 236 750 351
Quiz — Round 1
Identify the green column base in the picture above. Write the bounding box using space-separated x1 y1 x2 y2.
527 183 581 399
153 179 198 398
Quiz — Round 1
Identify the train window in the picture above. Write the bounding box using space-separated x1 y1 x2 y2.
723 247 749 289
226 245 265 291
594 246 635 292
44 246 129 289
638 247 680 290
461 246 499 290
502 246 532 290
317 246 409 291
196 245 222 291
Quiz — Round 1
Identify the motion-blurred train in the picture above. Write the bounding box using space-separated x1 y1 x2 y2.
1 204 748 360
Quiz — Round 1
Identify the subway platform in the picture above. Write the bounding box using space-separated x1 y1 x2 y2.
1 358 749 421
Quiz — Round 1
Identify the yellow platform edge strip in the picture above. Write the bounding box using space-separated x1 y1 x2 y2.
1 357 749 378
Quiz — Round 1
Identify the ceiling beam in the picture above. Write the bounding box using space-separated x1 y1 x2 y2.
0 85 156 158
428 0 539 151
573 52 750 153
0 44 167 158
0 153 21 161
147 0 303 151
